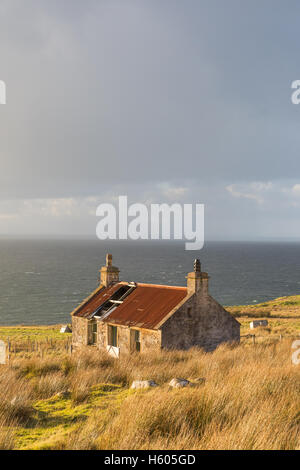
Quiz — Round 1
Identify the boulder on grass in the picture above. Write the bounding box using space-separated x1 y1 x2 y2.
55 391 70 399
169 378 190 388
131 380 158 389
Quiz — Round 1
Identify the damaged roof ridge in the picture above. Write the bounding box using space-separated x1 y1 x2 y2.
73 282 122 318
113 281 186 291
70 283 106 317
135 283 186 290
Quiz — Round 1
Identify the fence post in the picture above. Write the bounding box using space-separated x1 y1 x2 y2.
0 340 6 364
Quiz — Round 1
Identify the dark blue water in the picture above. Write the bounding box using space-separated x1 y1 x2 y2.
0 239 300 325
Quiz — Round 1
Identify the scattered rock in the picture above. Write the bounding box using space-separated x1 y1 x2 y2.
169 378 190 388
10 396 21 405
55 391 70 399
131 380 158 389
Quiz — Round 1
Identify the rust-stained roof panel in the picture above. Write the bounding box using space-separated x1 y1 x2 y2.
73 282 188 329
103 283 187 330
74 283 122 318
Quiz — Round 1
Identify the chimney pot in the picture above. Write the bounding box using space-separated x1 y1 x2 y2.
194 259 201 273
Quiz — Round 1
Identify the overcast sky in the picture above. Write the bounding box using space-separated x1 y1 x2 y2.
1 0 300 240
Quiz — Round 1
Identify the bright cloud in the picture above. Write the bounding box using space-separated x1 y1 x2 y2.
226 182 273 204
292 184 300 196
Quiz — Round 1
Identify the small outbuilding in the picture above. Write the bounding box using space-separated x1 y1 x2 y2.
250 320 268 329
60 325 72 334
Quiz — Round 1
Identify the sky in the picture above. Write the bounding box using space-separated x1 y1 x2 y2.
1 0 300 240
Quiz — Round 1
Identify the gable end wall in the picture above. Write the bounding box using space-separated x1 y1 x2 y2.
161 294 240 352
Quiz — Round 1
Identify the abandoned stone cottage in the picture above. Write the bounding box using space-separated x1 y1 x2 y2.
71 254 240 356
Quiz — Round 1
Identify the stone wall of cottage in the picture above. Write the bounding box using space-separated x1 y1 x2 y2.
140 329 161 353
97 324 161 354
161 294 240 352
116 325 131 354
72 316 89 349
70 319 162 355
97 321 107 349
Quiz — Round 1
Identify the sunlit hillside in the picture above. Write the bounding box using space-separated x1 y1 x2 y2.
0 296 299 450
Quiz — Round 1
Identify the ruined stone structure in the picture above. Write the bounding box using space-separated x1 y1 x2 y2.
71 254 240 356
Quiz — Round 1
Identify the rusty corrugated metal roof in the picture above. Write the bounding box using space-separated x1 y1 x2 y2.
103 283 187 329
73 281 187 329
73 283 122 318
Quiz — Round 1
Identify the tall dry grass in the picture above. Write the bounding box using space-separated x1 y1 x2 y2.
0 340 299 450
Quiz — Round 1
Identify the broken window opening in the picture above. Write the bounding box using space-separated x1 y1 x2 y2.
109 285 133 301
130 329 141 353
108 325 118 347
89 320 98 345
91 284 136 320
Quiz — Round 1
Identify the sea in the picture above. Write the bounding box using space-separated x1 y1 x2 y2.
1 239 300 325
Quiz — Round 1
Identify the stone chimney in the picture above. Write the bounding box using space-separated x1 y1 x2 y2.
186 259 209 296
99 254 120 287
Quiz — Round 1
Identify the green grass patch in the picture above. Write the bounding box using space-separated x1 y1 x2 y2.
14 383 131 450
0 325 71 342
